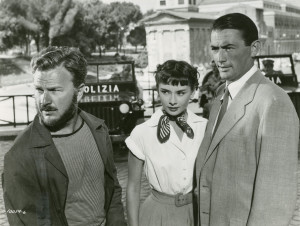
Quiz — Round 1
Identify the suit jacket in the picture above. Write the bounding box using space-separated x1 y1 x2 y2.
3 110 126 226
195 71 299 226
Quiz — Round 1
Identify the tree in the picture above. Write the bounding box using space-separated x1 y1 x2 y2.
0 0 33 54
143 9 155 18
0 0 79 55
126 25 146 52
0 0 144 56
48 0 79 45
105 2 143 52
80 0 108 57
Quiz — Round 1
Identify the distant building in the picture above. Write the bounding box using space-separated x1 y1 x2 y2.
143 0 300 71
198 0 300 55
143 10 214 71
143 0 214 71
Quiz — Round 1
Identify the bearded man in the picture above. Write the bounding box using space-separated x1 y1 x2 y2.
2 46 126 226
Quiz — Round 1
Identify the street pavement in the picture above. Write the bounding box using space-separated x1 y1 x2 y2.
0 139 300 226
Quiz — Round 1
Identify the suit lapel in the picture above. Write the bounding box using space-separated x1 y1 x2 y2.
203 71 264 164
208 93 223 140
196 92 222 176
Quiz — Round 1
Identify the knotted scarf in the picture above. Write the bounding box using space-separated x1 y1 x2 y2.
157 111 194 143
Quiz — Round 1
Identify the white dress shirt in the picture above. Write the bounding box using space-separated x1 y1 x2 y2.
125 109 207 195
212 65 258 134
226 65 258 107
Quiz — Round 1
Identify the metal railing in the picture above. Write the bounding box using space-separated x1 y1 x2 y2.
0 87 203 128
0 94 34 127
143 88 158 115
0 89 160 127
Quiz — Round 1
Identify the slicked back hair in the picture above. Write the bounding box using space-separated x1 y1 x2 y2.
31 46 87 87
212 13 258 46
155 60 199 90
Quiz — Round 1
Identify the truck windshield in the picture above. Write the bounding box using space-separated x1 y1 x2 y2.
86 63 133 83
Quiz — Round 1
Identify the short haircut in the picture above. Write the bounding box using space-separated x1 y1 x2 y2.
212 13 258 46
31 46 87 87
154 60 199 90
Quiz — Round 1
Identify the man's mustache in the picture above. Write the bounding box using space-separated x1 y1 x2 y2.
39 105 57 111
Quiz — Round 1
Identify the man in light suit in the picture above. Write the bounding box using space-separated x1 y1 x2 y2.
195 13 299 226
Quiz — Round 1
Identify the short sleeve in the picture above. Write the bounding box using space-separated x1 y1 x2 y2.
125 125 146 161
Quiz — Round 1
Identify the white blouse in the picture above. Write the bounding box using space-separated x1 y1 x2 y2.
125 109 207 195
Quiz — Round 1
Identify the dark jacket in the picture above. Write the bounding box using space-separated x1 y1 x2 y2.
3 111 126 226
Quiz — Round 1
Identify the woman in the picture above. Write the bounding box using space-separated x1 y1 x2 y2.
126 60 207 226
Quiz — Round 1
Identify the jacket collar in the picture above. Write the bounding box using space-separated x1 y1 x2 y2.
203 70 264 164
146 108 205 127
227 65 257 100
29 110 105 148
28 111 105 179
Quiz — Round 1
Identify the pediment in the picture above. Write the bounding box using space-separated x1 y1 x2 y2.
143 13 187 24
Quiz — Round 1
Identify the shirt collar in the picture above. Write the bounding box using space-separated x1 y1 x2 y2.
146 108 205 127
226 65 257 100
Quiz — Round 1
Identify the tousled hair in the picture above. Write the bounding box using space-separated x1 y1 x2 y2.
154 60 199 90
212 13 258 46
31 46 87 87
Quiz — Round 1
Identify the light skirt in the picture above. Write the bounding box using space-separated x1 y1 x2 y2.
139 191 194 226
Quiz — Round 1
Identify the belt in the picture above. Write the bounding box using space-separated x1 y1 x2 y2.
151 189 193 207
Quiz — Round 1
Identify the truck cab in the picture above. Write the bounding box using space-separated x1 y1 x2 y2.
254 54 300 118
79 61 144 143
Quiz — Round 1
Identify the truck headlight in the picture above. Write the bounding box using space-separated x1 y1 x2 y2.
137 99 144 106
119 103 130 114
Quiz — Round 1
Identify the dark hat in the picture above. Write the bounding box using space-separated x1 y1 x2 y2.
262 59 274 66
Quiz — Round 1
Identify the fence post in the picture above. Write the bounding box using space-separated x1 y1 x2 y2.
152 89 155 113
26 96 30 124
12 96 16 127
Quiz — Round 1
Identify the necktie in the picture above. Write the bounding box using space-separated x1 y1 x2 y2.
213 87 229 137
157 111 194 143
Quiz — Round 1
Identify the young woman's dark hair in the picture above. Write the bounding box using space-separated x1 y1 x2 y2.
154 60 199 90
212 13 258 46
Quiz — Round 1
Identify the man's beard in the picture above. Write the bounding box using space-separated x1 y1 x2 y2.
36 94 78 132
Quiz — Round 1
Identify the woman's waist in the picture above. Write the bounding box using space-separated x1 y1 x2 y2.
150 189 193 207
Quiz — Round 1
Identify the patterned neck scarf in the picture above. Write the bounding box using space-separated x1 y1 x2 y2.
157 110 194 143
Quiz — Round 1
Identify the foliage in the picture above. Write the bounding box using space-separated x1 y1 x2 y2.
0 0 144 56
135 51 148 68
0 0 80 54
126 25 146 51
104 2 143 52
143 9 155 18
0 0 31 52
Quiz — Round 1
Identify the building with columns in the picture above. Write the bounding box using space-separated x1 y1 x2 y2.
143 0 300 71
143 10 214 71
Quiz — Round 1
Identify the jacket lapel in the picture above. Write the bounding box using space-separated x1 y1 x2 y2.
196 92 222 176
80 111 115 179
29 116 68 178
204 71 264 164
30 111 114 180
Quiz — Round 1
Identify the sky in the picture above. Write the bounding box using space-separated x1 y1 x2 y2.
101 0 155 13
